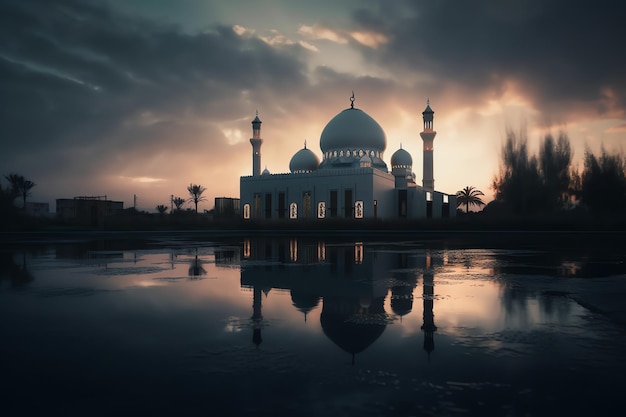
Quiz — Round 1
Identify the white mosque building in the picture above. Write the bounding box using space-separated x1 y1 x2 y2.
239 95 456 221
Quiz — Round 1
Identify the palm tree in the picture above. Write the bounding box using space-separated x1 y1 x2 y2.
4 173 22 201
4 173 36 211
156 204 168 215
172 196 186 211
187 184 206 213
456 186 485 213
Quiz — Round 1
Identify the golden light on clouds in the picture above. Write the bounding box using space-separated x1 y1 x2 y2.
297 24 388 49
298 24 349 44
222 128 244 145
120 176 168 184
605 123 626 134
232 24 255 37
233 25 318 52
350 31 389 48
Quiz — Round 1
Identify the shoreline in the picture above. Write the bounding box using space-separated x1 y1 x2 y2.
2 228 626 246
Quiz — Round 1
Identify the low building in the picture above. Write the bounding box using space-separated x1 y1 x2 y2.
214 197 240 219
56 196 123 227
25 202 50 217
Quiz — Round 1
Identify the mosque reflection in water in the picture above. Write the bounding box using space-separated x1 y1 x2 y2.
234 238 439 363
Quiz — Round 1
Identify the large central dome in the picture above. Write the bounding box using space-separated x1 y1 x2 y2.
320 108 387 153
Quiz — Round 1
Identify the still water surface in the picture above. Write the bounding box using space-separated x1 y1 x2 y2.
1 234 625 416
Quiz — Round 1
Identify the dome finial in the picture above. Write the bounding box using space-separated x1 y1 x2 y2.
304 140 307 149
350 91 355 109
400 142 403 149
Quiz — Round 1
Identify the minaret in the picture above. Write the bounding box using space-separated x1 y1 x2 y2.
250 111 263 176
420 100 436 191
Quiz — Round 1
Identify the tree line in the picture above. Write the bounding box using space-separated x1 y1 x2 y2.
491 128 626 215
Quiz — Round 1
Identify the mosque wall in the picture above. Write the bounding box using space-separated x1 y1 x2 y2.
241 171 456 221
241 168 403 220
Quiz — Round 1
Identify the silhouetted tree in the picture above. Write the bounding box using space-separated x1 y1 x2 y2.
568 167 582 207
0 182 18 224
538 133 572 211
580 147 626 214
4 173 36 211
492 128 542 214
456 186 485 213
156 204 168 215
172 196 186 211
187 184 206 213
4 173 22 201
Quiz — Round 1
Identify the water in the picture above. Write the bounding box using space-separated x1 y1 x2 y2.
1 233 625 416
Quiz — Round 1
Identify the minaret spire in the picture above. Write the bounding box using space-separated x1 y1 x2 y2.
250 111 263 176
420 100 436 190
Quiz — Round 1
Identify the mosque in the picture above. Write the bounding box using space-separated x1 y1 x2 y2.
239 95 456 221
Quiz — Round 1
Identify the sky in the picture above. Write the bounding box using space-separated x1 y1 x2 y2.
1 0 625 213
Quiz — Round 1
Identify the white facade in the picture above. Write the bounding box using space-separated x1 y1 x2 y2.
240 98 456 221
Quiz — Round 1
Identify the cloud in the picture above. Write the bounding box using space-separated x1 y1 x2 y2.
298 24 350 44
298 24 388 49
0 0 311 208
349 0 626 123
350 31 388 49
605 124 626 134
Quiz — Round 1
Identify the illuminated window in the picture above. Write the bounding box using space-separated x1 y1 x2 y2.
355 200 364 219
317 201 326 219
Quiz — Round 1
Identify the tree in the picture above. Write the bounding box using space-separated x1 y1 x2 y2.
172 196 186 211
538 132 572 211
492 128 542 215
156 204 168 215
580 147 626 214
4 173 36 211
456 186 485 213
0 181 17 221
187 184 206 213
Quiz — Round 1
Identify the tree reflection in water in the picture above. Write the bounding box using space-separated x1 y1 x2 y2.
188 247 207 279
0 250 34 288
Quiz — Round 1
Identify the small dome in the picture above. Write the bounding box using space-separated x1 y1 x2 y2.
391 147 412 168
289 146 320 173
261 167 271 175
320 108 386 153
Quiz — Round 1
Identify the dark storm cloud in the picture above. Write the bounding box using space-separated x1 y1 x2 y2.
0 0 309 190
353 0 626 120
